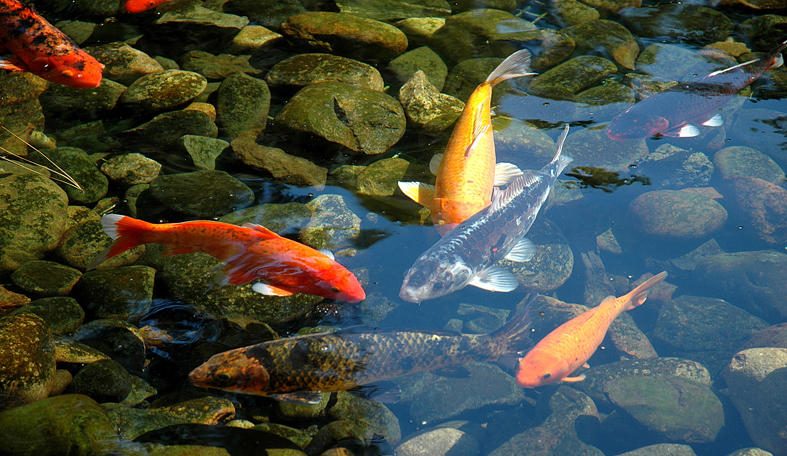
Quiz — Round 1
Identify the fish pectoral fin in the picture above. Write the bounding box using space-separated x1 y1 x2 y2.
667 124 701 138
468 266 519 292
701 113 724 127
707 58 759 77
0 56 26 72
494 162 524 186
268 392 325 404
465 123 490 158
252 282 294 297
318 249 335 260
429 153 443 175
583 362 590 369
504 237 536 263
561 374 586 383
397 181 435 208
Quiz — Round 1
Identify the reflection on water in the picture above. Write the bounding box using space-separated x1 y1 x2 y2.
0 0 785 455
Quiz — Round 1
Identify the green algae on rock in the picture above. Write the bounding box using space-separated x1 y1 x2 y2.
28 147 109 205
388 46 448 91
335 0 451 21
528 55 618 100
73 319 147 373
713 146 784 183
562 19 640 70
499 219 574 292
40 79 127 116
10 260 82 297
219 202 312 235
72 359 133 403
181 50 261 80
100 153 162 185
231 136 328 188
180 135 229 170
301 194 361 250
121 109 219 150
267 53 385 91
84 42 165 85
142 170 255 218
628 189 727 239
398 71 464 133
217 73 271 140
276 82 406 155
121 70 208 111
74 266 156 321
10 297 85 335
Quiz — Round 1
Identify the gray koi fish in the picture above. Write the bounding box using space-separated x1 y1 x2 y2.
399 125 573 303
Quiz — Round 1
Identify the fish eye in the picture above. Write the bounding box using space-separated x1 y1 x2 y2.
542 373 552 380
213 372 234 387
330 286 340 293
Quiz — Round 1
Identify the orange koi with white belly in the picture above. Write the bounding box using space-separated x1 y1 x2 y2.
516 271 667 388
0 0 103 88
98 214 366 303
398 49 536 234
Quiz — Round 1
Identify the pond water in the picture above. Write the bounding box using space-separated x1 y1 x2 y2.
0 1 785 455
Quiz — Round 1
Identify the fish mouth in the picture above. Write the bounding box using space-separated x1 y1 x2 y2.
398 286 422 303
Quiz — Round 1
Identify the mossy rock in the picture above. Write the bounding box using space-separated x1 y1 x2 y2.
628 190 727 239
29 147 108 204
562 19 639 69
0 314 59 408
72 359 133 403
10 297 85 335
219 202 312 235
121 110 218 149
180 50 261 80
143 170 255 218
73 266 156 321
84 42 164 85
335 0 450 21
121 70 207 111
217 73 270 140
528 55 618 100
41 79 127 116
10 260 82 296
388 46 447 91
267 53 384 91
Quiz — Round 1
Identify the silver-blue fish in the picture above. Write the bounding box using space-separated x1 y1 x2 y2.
399 125 573 303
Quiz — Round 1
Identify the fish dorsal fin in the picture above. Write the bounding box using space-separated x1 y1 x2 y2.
486 49 537 86
252 282 294 297
494 162 523 186
707 58 760 78
397 181 435 208
318 249 335 260
468 266 519 292
490 171 541 212
242 223 280 239
429 153 443 175
701 113 724 127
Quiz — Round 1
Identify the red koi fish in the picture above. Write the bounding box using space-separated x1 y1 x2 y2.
607 40 787 140
124 0 173 13
0 0 103 88
99 214 366 303
516 272 667 388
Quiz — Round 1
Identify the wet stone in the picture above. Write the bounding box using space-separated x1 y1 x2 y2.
72 359 133 403
122 110 219 150
253 422 315 448
84 42 165 85
155 5 249 30
121 70 208 111
0 394 118 456
142 170 254 218
653 295 767 373
388 46 448 91
628 189 727 239
395 17 445 48
276 392 331 419
562 20 639 70
100 153 162 185
0 173 69 272
494 116 559 165
10 260 82 296
398 71 464 133
231 137 328 188
605 376 724 443
9 297 84 335
618 444 697 456
276 82 406 155
429 9 536 64
335 0 451 21
220 202 312 235
217 73 271 140
54 20 95 44
53 339 110 365
73 319 146 373
579 0 641 12
281 12 408 62
551 0 600 26
230 25 282 53
499 218 574 292
490 387 602 455
31 147 108 204
301 194 361 250
40 79 127 116
724 177 786 245
0 285 30 309
639 144 714 188
714 146 784 183
443 57 503 100
267 53 384 92
180 50 260 80
742 323 787 350
403 362 524 424
74 266 155 321
727 449 775 456
357 157 427 197
693 250 787 321
328 392 401 444
620 5 734 45
396 427 479 456
528 56 618 100
723 348 787 455
56 214 143 270
180 135 229 170
636 43 724 81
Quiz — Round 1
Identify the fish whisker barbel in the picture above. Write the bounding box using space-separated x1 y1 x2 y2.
0 126 83 191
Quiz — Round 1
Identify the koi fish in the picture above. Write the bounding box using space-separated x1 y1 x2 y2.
98 214 366 302
607 40 787 140
0 0 103 88
516 271 667 388
399 125 572 303
398 49 536 234
188 308 532 399
124 0 173 13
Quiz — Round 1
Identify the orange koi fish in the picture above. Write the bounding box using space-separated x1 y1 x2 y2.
124 0 173 13
398 49 536 234
516 271 667 388
98 214 366 303
0 0 103 88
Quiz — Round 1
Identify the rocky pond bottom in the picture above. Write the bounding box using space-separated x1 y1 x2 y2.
0 0 786 455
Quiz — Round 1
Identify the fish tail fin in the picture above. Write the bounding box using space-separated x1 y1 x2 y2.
486 49 537 87
101 214 154 259
492 293 536 350
547 124 573 178
621 271 668 311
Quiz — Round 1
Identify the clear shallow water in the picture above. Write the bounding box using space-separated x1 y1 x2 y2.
1 1 786 455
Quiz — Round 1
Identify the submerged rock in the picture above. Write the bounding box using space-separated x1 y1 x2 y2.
396 427 479 456
220 202 312 235
231 136 328 188
281 12 408 61
121 70 207 111
395 17 445 48
277 82 405 155
72 359 133 403
328 392 401 444
10 297 84 335
0 394 118 455
73 319 146 373
335 0 451 21
84 42 164 85
723 348 787 455
618 444 697 456
639 144 713 189
10 260 82 296
499 218 574 292
216 73 271 140
0 173 69 272
490 387 602 455
267 53 384 91
628 189 727 239
723 177 786 245
388 46 448 91
180 50 260 80
713 146 784 183
398 71 464 133
620 5 734 45
31 147 108 205
74 266 156 321
142 170 255 218
528 56 617 100
41 79 126 116
551 0 600 26
563 20 639 69
230 24 282 52
301 194 361 250
180 135 229 170
100 153 162 185
122 109 218 149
